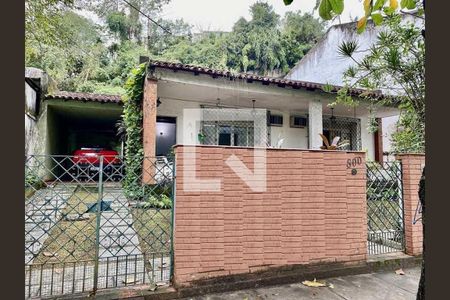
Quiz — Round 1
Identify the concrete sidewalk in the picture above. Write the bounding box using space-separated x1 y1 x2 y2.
181 266 420 300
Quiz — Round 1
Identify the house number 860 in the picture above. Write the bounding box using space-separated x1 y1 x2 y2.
347 157 362 169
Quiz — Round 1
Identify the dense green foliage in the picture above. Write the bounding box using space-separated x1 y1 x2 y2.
160 3 325 75
122 63 146 199
143 194 172 209
26 1 325 94
334 13 425 153
26 0 74 50
25 168 40 187
284 0 423 32
121 63 172 208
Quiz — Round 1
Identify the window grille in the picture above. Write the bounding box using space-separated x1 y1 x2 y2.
268 114 283 126
322 115 361 151
290 115 308 128
200 106 270 147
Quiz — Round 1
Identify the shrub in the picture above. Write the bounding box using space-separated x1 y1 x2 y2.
25 168 40 187
143 194 172 209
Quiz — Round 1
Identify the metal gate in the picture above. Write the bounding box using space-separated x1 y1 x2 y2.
366 161 405 255
25 155 174 298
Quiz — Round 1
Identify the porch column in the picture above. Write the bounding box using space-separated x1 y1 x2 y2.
142 78 157 184
396 154 425 256
308 99 323 149
374 118 384 163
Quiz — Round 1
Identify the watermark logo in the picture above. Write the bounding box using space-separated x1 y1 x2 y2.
182 108 267 192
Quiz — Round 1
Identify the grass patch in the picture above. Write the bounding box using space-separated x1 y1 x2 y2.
131 208 171 255
34 186 98 265
33 185 172 268
25 187 36 199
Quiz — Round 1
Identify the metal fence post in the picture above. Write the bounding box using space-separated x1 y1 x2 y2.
170 155 176 281
398 161 406 250
93 156 104 293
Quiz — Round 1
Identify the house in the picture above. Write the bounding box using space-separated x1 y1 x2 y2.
25 68 124 158
138 60 398 160
285 16 423 160
24 21 421 298
26 20 414 160
43 92 123 157
25 60 399 160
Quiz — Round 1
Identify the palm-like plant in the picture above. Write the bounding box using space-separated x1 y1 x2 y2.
319 134 349 150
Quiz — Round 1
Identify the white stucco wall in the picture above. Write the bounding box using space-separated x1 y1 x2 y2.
25 82 47 156
156 98 201 145
285 22 380 86
155 98 380 159
268 110 308 149
157 98 310 148
285 15 422 89
359 115 375 160
283 18 422 157
382 115 399 153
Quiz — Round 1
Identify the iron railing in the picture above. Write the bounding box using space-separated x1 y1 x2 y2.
25 155 174 298
199 106 270 147
366 161 405 255
323 115 361 151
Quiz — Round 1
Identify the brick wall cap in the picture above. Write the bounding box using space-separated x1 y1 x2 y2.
395 153 425 156
173 144 366 154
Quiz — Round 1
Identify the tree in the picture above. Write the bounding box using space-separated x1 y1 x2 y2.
323 7 425 300
25 0 74 61
249 1 280 28
283 0 423 32
85 0 171 42
281 11 326 67
27 10 108 92
159 2 324 76
106 11 132 42
335 13 424 152
160 32 229 70
146 18 192 55
27 1 324 92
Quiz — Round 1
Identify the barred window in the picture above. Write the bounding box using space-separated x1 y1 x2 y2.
322 116 361 151
200 106 269 147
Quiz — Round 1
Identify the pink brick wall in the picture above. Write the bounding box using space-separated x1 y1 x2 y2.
173 145 368 286
396 154 425 256
142 79 157 184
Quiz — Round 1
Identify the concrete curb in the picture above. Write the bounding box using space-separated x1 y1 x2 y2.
46 254 421 300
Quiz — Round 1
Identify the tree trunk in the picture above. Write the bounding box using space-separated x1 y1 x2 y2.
416 167 425 300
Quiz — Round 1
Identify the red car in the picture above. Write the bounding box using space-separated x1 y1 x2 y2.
71 147 123 181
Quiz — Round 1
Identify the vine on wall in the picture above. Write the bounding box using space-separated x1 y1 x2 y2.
121 63 172 209
122 63 147 199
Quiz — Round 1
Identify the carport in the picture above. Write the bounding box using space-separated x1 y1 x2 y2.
44 92 124 156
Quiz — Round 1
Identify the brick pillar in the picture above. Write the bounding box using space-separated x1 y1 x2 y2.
396 154 425 256
142 78 157 184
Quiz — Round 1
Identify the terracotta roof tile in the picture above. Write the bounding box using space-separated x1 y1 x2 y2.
45 91 122 104
149 60 384 98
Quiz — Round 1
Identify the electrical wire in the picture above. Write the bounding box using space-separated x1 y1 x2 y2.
120 0 172 34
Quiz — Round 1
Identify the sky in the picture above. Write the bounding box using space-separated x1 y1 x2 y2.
161 0 365 32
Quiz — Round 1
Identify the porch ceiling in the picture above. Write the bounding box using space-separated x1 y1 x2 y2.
47 100 123 124
155 70 399 118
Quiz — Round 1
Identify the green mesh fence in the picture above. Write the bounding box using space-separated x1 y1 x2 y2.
25 155 174 298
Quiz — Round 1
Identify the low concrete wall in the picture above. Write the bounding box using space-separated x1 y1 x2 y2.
173 145 367 286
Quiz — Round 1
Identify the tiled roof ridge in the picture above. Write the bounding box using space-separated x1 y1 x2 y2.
148 60 384 99
45 91 122 103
